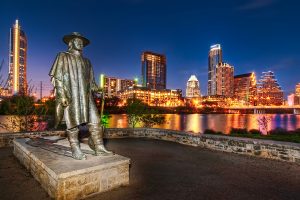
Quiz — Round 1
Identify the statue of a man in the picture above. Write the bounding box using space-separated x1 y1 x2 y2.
49 32 112 160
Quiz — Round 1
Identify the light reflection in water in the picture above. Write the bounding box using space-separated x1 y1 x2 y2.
108 114 300 134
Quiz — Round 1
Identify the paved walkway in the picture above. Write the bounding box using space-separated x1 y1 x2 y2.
1 138 300 200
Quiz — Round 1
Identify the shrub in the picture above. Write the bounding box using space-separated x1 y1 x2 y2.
141 114 165 128
292 129 300 135
249 129 261 135
230 128 248 135
269 127 289 135
204 129 217 134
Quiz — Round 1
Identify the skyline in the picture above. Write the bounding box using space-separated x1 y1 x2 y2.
1 0 299 97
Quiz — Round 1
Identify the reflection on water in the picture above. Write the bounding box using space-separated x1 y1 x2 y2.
1 114 299 134
108 114 300 134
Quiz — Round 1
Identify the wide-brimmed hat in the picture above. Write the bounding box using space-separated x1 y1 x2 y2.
63 32 90 47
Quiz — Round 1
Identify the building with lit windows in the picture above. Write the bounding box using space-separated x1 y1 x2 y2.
234 72 257 105
141 51 166 90
287 93 300 106
208 44 222 96
295 83 300 96
288 83 300 106
215 62 234 97
186 75 201 98
119 86 183 107
257 71 283 105
101 75 135 98
8 20 27 95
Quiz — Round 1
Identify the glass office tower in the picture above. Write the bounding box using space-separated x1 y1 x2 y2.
208 44 222 96
141 51 166 90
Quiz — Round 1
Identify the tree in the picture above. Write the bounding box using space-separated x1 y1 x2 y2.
257 115 270 135
0 95 54 132
126 98 147 128
105 96 121 107
125 98 165 128
140 113 165 128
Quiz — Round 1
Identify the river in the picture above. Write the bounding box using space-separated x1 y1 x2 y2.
0 114 299 134
108 114 300 134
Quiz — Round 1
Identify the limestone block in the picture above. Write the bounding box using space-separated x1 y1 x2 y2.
13 138 130 200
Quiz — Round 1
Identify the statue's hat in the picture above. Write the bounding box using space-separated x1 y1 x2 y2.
63 32 90 47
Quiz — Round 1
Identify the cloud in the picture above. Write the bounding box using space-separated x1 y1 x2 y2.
237 0 278 11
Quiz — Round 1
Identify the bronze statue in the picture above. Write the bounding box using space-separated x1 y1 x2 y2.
49 32 112 160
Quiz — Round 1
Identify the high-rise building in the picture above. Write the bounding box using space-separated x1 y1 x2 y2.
234 72 257 105
186 75 201 98
101 75 134 98
141 51 166 90
208 44 222 96
216 62 234 97
257 71 283 106
295 83 300 96
8 19 27 95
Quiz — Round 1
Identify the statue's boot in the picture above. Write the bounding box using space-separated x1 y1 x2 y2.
67 127 87 160
88 123 113 156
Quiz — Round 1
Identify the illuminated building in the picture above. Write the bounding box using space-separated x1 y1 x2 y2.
234 72 257 105
119 86 183 107
8 19 27 95
141 51 166 90
0 87 10 97
201 95 227 107
295 83 300 96
215 62 234 97
186 75 201 98
208 44 222 96
101 75 134 97
288 94 295 106
257 71 283 105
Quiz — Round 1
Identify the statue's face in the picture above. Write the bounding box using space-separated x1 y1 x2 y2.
72 38 84 51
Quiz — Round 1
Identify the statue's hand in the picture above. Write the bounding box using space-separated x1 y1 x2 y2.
61 97 69 107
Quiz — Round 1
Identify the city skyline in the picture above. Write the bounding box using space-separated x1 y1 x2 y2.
0 0 299 97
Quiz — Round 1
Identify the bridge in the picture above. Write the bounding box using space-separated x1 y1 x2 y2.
223 106 300 114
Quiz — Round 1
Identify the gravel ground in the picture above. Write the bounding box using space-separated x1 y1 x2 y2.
1 138 300 200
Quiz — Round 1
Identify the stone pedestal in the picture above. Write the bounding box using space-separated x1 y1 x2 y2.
13 138 130 200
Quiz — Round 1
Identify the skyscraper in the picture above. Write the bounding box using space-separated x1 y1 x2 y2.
141 51 166 90
186 75 201 98
215 62 234 97
257 71 283 105
8 19 27 95
208 44 222 96
234 72 257 105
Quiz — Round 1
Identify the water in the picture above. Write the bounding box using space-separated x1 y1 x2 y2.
1 114 299 134
108 114 300 134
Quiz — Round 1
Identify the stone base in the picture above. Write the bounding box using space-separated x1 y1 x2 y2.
13 138 130 200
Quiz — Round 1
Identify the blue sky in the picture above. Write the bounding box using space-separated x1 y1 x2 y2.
0 0 299 97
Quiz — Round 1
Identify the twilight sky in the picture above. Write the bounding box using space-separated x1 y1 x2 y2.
0 0 299 97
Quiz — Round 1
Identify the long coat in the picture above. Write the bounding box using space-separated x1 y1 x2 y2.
49 52 100 129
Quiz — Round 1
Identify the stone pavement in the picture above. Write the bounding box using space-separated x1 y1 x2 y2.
1 138 300 200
